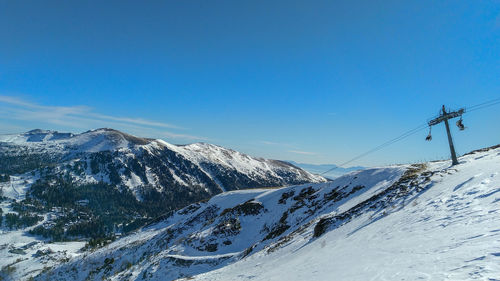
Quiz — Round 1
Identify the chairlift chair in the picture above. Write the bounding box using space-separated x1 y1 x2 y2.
425 127 432 141
456 118 465 131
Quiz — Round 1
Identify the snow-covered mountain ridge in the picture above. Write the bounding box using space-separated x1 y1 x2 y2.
0 128 324 200
0 128 325 252
35 144 500 281
0 128 324 192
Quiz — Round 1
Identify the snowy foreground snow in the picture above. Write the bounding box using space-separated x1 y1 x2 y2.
27 145 500 280
199 148 500 281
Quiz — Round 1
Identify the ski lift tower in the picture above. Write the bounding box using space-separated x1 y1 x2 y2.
426 105 465 165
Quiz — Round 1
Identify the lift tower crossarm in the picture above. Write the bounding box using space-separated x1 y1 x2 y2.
427 105 465 165
428 108 464 126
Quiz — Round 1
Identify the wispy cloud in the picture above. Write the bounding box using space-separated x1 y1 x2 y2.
288 150 316 155
260 140 317 157
260 140 285 146
0 95 206 141
159 131 209 141
89 113 180 129
259 140 296 148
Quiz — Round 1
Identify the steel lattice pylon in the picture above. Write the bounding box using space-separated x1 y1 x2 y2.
427 105 465 165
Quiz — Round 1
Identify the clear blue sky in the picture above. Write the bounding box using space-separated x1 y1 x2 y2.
1 0 499 166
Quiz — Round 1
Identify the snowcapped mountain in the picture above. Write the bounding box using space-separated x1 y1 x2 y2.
0 128 325 243
0 128 324 196
0 128 324 193
33 144 500 281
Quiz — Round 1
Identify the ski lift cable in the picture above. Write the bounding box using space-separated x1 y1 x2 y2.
466 97 500 111
320 123 428 175
466 100 500 113
319 97 500 176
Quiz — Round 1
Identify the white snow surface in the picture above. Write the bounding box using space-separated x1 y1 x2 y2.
0 129 129 153
0 174 38 201
199 148 500 281
0 200 86 281
36 145 500 281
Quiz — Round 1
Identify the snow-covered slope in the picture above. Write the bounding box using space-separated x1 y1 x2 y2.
36 145 500 281
0 128 326 280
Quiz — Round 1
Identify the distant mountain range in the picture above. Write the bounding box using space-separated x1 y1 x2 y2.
0 128 325 241
287 161 365 179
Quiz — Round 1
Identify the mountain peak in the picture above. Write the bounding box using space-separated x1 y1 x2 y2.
26 129 56 134
81 128 152 146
